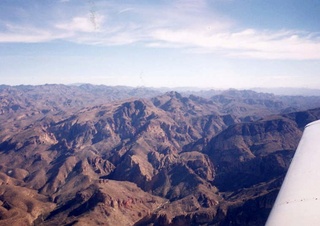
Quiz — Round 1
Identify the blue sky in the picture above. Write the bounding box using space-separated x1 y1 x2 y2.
0 0 320 89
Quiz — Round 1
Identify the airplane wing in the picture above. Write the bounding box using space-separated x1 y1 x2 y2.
266 120 320 225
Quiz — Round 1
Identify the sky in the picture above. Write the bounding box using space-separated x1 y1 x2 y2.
0 0 320 89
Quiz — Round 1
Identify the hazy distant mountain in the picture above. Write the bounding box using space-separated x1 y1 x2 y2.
252 87 320 96
1 84 320 225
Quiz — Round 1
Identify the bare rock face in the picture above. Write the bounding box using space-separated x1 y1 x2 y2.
44 180 166 226
0 183 55 226
1 85 320 225
205 117 301 192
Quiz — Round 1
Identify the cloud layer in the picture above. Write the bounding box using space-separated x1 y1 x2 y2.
1 0 320 60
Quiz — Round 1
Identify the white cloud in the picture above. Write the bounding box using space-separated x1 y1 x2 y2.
0 23 70 43
118 8 134 14
148 28 320 60
55 14 104 33
53 1 320 60
1 0 320 60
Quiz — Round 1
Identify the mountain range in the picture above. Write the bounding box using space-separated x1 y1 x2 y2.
1 84 320 225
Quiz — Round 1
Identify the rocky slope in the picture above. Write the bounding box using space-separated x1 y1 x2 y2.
0 84 320 225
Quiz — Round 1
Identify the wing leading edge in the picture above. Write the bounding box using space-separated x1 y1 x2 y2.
266 120 320 226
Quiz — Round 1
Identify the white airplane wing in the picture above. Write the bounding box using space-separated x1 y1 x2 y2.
266 120 320 225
